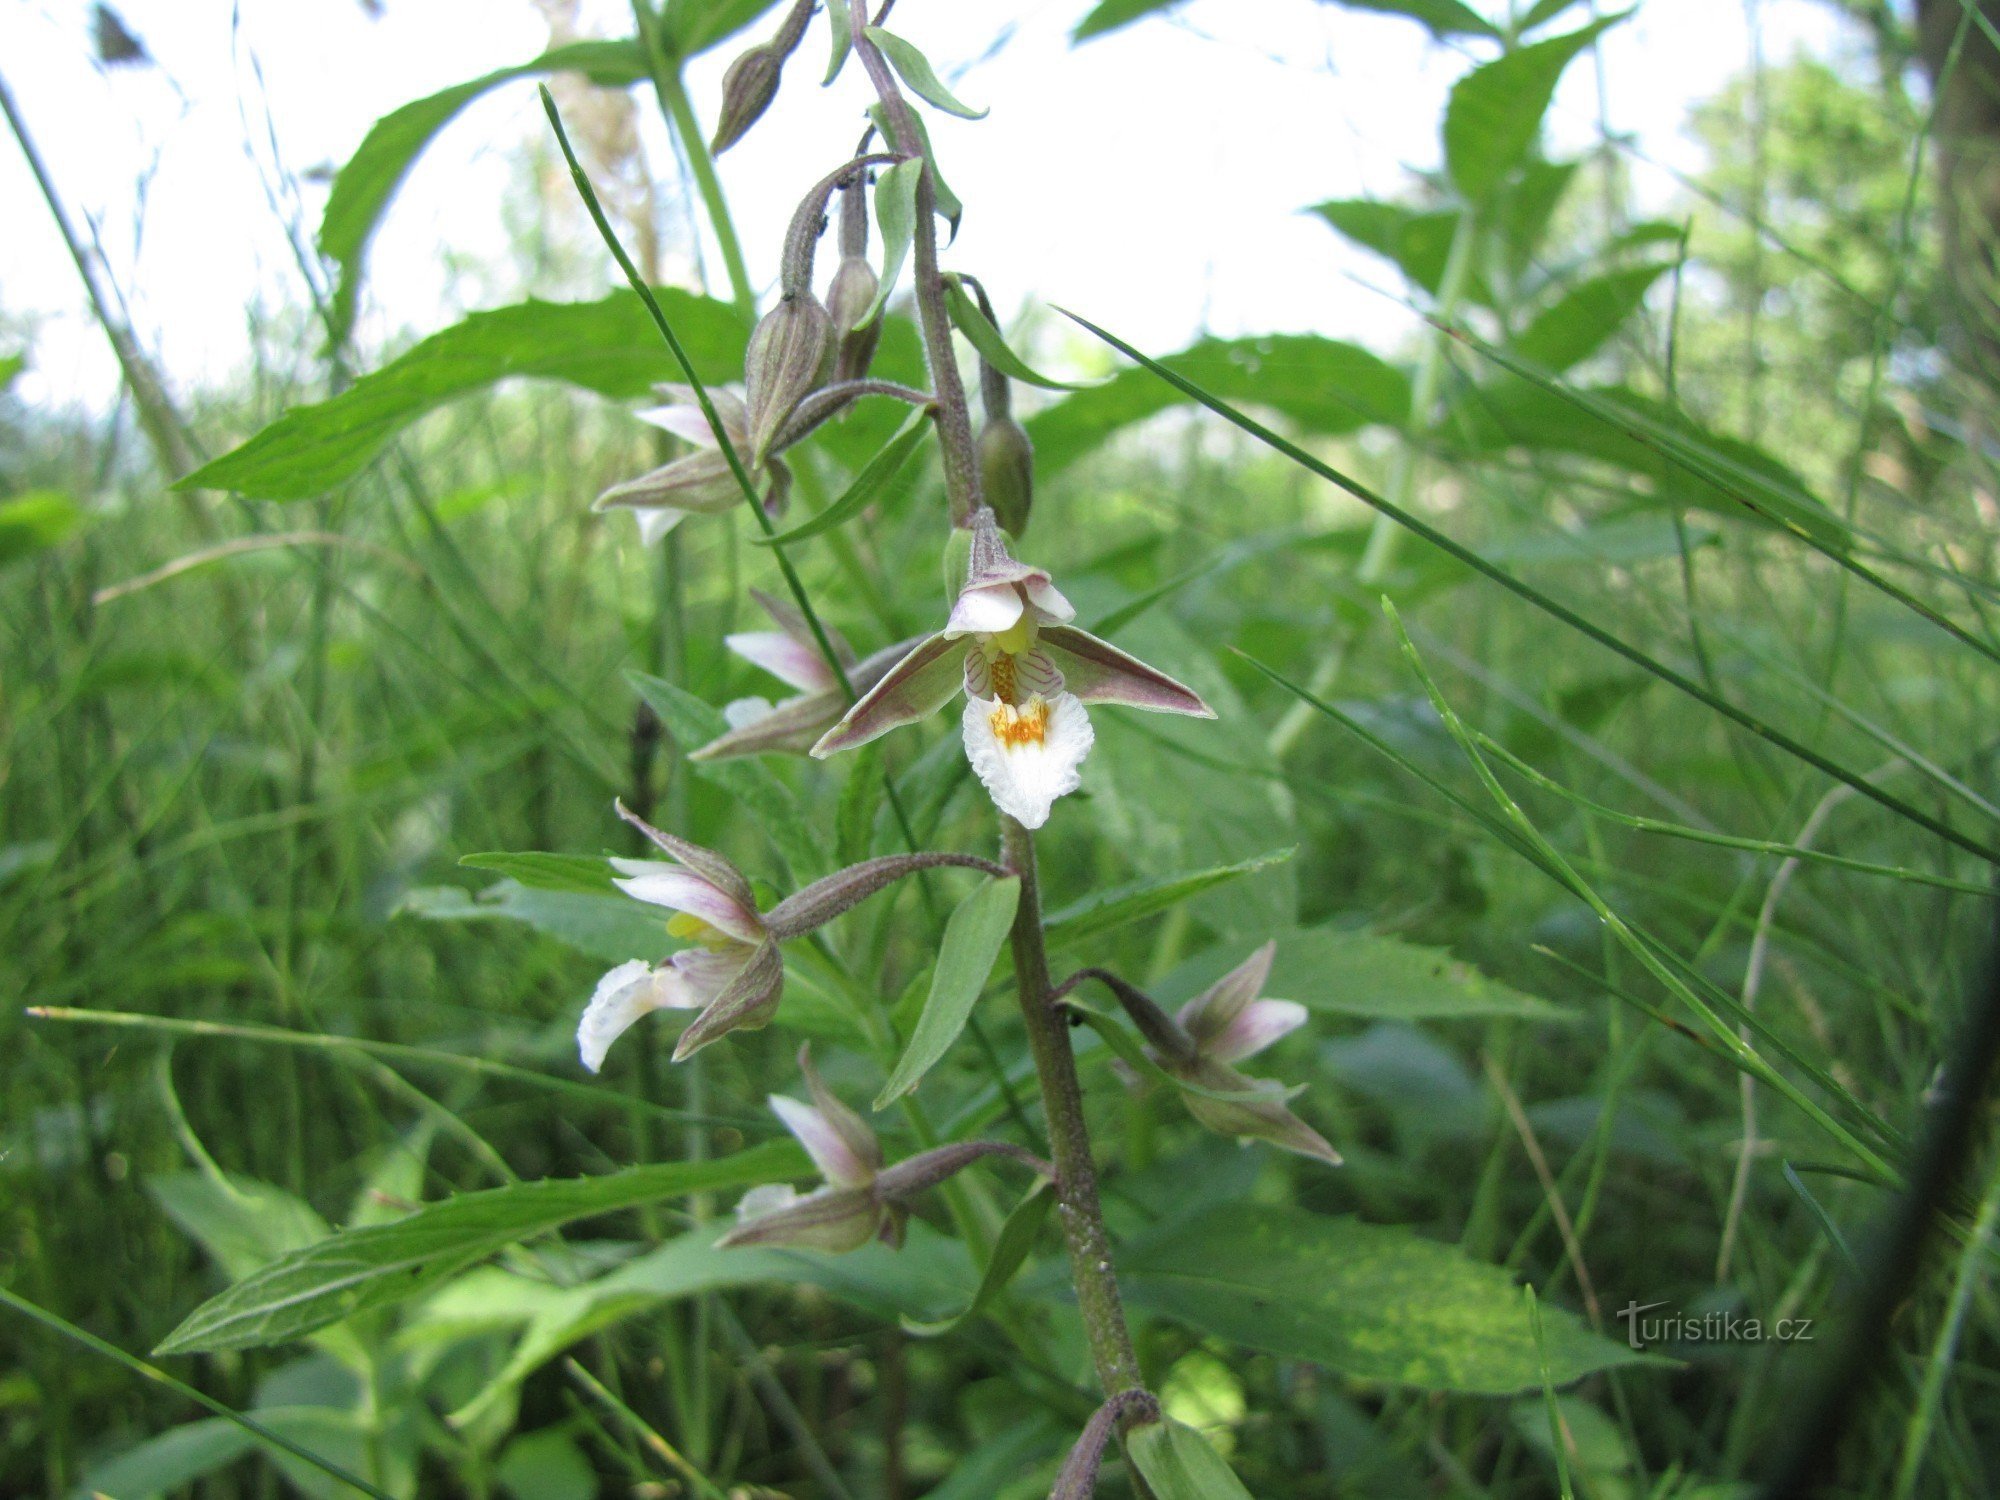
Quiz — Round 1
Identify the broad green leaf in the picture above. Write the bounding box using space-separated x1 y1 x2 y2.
1497 157 1581 269
875 876 1020 1107
1328 0 1501 40
902 1179 1053 1336
1512 263 1669 372
944 282 1082 391
756 406 933 545
1444 15 1625 201
154 1143 804 1355
1121 1204 1647 1393
459 851 620 895
495 1430 597 1500
318 41 650 343
864 157 926 326
0 352 23 390
824 0 852 81
149 1174 332 1283
661 0 784 56
1310 200 1465 296
1041 848 1294 956
1073 0 1186 40
1027 334 1411 477
626 670 826 879
180 290 747 500
864 27 987 118
348 1123 436 1230
1519 0 1587 31
0 490 84 568
1129 1419 1257 1500
1161 926 1569 1020
70 1408 376 1500
399 883 665 963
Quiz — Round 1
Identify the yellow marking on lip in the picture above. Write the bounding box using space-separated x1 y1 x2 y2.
667 912 724 944
988 651 1017 703
988 696 1051 749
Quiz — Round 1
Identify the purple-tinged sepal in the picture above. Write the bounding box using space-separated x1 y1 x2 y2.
1037 626 1213 718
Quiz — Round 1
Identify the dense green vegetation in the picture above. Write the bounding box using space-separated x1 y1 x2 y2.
4 2 1998 1497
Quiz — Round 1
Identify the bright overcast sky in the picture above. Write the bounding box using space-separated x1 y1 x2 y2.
2 0 1842 414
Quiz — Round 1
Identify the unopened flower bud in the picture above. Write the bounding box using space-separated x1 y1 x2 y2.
827 255 882 383
744 294 831 464
712 45 782 155
978 415 1034 537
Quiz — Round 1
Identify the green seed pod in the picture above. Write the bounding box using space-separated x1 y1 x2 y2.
978 415 1034 538
711 44 782 155
745 294 831 464
826 255 882 383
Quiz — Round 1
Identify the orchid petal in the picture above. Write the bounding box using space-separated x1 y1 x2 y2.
1023 575 1076 624
578 960 693 1073
961 691 1094 829
946 581 1026 638
695 690 841 760
671 939 785 1060
637 402 731 448
726 631 835 694
770 1095 877 1189
810 634 965 757
1179 1056 1341 1165
723 697 776 730
750 587 852 665
610 864 765 945
634 507 687 547
798 1045 883 1183
1206 998 1309 1065
715 1184 883 1252
1036 627 1214 717
646 383 748 441
1178 940 1278 1045
613 802 760 914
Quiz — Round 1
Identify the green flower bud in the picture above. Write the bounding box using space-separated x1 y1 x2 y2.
744 293 831 464
978 415 1034 538
827 255 882 383
711 44 782 155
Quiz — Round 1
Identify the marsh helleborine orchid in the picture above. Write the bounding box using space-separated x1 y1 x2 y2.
809 508 1214 827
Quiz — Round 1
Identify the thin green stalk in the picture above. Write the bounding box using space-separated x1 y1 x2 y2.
999 816 1143 1397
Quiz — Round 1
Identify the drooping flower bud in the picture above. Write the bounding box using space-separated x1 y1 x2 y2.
827 256 883 383
709 0 815 156
978 414 1034 538
711 44 783 155
744 294 831 464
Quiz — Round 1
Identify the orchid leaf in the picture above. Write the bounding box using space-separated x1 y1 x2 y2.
902 1178 1054 1336
1129 1420 1257 1500
875 876 1020 1107
756 406 932 545
1444 14 1626 201
944 283 1083 391
864 28 987 119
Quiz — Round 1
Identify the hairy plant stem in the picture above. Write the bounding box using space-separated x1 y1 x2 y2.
848 4 984 524
999 816 1143 1397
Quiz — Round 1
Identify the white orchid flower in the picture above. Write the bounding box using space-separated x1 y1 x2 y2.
809 508 1214 828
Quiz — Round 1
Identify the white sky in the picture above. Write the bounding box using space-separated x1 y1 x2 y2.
1 0 1842 415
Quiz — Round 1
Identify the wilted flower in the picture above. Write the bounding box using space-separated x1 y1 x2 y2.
694 590 921 761
721 1048 1051 1253
810 508 1214 828
593 385 766 546
579 803 1008 1067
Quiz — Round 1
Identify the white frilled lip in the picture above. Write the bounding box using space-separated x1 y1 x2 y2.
960 690 1096 831
578 960 692 1073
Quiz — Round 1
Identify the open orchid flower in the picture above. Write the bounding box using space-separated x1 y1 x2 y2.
720 1048 1052 1253
593 385 772 546
693 590 922 761
809 508 1215 828
1084 947 1339 1166
578 801 1007 1069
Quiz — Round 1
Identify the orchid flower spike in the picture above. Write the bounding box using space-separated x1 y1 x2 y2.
720 1048 1052 1253
694 590 922 761
578 802 1008 1068
593 385 768 545
810 508 1215 828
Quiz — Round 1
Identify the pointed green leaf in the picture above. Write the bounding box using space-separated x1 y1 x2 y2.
459 852 620 895
179 290 747 500
944 283 1082 391
864 157 926 327
399 882 666 964
318 41 649 343
875 876 1020 1107
1512 263 1669 372
1073 0 1187 40
1444 14 1626 200
1129 1420 1257 1500
153 1143 805 1355
1328 0 1501 40
1040 848 1295 955
864 27 987 118
661 0 784 56
755 406 932 545
867 104 961 229
902 1178 1054 1336
824 0 852 81
0 490 84 568
1121 1204 1650 1393
1310 199 1466 296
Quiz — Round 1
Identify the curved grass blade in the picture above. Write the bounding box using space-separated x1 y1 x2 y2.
756 407 933 546
1063 308 2000 865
